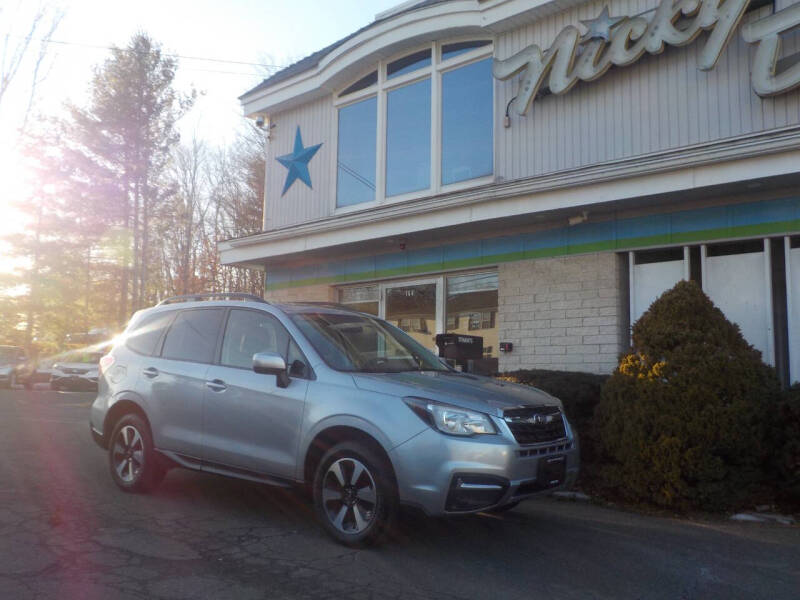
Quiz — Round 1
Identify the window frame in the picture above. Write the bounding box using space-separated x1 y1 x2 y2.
124 309 177 357
336 268 499 356
332 38 494 214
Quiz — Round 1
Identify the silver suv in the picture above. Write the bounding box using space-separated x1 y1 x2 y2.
90 293 579 545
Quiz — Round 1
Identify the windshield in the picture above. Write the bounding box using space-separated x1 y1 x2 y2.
291 312 451 373
61 351 103 364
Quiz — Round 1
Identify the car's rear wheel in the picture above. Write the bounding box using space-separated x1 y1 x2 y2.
108 414 164 493
313 441 396 547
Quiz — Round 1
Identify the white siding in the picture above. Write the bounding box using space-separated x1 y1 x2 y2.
265 96 336 230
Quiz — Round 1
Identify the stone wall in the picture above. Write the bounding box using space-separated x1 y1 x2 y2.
497 253 627 374
264 283 336 303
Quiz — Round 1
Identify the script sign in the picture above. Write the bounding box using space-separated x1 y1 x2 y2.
494 0 800 115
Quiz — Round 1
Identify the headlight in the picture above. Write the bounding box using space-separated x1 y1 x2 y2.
403 397 496 436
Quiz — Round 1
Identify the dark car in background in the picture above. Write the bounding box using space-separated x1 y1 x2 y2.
26 359 56 389
0 345 32 388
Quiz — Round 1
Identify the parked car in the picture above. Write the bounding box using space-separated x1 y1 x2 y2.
51 347 108 391
26 359 56 389
0 345 32 388
90 293 579 545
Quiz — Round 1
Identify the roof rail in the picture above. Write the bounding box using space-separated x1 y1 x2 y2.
156 293 269 306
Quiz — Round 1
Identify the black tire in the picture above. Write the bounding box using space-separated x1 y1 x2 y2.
108 414 165 493
313 441 397 547
488 501 521 514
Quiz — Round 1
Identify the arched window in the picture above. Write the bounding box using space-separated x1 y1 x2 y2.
335 40 494 209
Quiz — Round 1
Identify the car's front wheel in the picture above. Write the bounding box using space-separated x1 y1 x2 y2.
108 414 164 493
313 441 397 546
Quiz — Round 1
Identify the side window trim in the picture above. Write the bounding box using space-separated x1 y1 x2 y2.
158 307 226 365
125 310 177 357
151 311 177 357
218 307 313 379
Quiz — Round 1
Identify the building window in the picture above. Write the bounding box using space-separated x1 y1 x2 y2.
386 78 431 196
446 272 498 358
338 285 379 315
441 58 493 185
387 49 431 79
627 238 795 379
441 40 491 61
334 39 493 208
338 71 377 97
336 97 377 207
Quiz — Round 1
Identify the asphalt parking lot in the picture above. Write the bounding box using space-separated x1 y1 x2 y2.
1 388 798 600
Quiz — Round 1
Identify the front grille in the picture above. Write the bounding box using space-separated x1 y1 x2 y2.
503 405 566 445
518 442 573 458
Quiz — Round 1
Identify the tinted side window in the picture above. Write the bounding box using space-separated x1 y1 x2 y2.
221 309 289 369
126 311 175 356
161 309 224 363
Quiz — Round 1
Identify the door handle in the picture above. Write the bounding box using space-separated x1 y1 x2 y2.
143 367 159 378
206 379 227 392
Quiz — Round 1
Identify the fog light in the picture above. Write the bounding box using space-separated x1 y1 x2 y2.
445 474 508 512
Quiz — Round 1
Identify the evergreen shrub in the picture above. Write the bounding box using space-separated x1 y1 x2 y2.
594 280 781 511
775 385 800 505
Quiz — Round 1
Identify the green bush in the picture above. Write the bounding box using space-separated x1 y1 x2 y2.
499 369 607 464
774 385 800 505
594 280 781 512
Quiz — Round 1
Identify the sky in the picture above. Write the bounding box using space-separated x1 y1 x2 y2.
0 0 400 273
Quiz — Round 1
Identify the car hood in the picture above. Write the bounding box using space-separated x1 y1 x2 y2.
351 371 560 416
53 362 97 372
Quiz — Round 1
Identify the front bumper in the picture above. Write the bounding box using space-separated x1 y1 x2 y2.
90 422 106 449
390 427 579 516
51 374 98 390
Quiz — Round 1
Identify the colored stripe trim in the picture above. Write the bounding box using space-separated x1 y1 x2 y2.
265 199 800 291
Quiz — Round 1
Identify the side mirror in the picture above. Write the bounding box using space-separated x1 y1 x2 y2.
252 352 290 388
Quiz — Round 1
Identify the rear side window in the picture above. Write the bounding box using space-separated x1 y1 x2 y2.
161 309 225 363
126 311 175 356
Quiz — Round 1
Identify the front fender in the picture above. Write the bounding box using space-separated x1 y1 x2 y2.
296 414 400 481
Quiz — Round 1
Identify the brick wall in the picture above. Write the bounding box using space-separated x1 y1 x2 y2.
264 283 336 303
497 253 627 374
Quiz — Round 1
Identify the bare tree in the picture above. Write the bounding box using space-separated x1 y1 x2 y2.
0 2 64 128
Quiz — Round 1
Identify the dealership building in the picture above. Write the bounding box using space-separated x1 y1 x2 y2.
220 0 800 384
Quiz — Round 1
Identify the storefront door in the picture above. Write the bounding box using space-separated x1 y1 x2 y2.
380 278 443 352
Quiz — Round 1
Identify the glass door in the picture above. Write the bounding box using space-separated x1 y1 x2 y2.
380 278 443 353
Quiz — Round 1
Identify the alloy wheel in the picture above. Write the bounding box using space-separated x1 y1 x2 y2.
112 425 144 483
321 457 378 535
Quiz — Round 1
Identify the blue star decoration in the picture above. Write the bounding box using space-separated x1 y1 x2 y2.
276 126 322 196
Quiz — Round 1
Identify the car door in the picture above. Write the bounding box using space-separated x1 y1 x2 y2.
202 308 309 480
137 307 225 460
